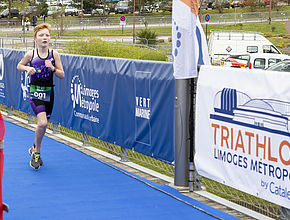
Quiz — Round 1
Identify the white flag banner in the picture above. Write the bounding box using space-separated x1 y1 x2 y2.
172 0 210 79
195 16 210 65
195 65 290 209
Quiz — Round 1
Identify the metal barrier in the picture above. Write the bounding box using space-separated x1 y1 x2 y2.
0 37 68 51
200 10 290 24
0 11 288 32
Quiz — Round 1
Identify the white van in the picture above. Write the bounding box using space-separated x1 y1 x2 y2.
224 53 290 70
208 30 281 65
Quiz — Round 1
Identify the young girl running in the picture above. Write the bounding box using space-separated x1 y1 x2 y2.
17 23 65 169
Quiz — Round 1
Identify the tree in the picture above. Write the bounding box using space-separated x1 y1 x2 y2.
8 0 11 20
37 0 48 17
72 0 99 12
212 0 226 14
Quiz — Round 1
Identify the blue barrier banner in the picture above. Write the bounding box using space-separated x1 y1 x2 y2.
0 49 175 164
0 49 32 115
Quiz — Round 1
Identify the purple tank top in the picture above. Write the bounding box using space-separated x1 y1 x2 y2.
30 49 55 86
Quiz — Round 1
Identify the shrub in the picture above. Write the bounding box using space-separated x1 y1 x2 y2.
136 28 158 45
234 23 243 30
63 38 167 61
271 26 276 33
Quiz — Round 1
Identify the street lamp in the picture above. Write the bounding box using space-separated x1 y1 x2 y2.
81 0 84 20
81 0 84 31
269 0 272 24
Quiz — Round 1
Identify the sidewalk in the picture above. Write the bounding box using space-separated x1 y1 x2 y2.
285 20 290 34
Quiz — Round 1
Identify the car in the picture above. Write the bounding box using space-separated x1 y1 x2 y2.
255 0 270 6
224 54 249 68
231 0 242 7
224 53 290 70
109 4 116 14
64 6 79 16
152 3 160 12
114 1 132 14
199 1 208 10
141 5 153 13
266 60 290 72
20 6 39 17
44 0 60 6
92 5 109 15
231 0 249 7
47 5 62 16
247 53 290 69
211 0 230 9
92 8 103 15
83 8 92 14
207 0 215 9
61 0 74 6
0 3 6 9
0 8 19 18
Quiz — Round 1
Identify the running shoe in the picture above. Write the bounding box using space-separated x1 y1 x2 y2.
29 147 43 166
30 152 42 169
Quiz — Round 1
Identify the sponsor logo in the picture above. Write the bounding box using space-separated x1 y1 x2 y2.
21 71 30 101
134 71 152 146
0 54 4 81
0 54 5 98
70 75 100 123
135 96 150 120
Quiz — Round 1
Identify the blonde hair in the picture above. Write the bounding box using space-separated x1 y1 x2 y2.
33 23 51 39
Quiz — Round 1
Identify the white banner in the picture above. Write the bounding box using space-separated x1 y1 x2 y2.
172 0 198 79
195 65 290 209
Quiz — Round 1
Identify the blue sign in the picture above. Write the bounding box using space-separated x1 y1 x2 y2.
0 49 175 164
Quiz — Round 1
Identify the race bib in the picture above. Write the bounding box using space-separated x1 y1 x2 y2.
29 85 52 102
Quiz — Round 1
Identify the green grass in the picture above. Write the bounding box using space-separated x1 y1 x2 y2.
206 21 288 35
62 27 172 37
63 38 167 61
62 21 289 38
202 178 280 218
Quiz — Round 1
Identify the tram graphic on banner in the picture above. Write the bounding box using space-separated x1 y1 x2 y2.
210 88 290 136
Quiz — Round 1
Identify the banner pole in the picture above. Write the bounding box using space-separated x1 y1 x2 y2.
189 76 201 192
174 79 189 187
189 78 195 192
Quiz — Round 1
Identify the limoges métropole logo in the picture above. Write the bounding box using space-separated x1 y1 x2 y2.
0 54 4 81
70 75 100 123
21 71 30 101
